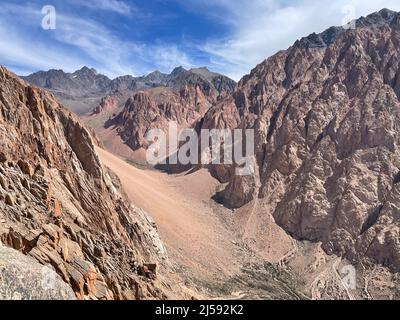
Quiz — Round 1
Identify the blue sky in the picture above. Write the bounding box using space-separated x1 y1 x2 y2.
1 0 400 80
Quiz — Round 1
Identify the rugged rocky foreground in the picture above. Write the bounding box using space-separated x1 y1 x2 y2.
202 9 400 272
0 66 175 300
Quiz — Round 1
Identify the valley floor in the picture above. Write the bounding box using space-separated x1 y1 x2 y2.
97 147 400 300
97 148 245 280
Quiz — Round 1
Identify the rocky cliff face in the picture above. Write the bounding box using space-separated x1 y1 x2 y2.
202 9 400 271
0 66 170 299
106 84 226 151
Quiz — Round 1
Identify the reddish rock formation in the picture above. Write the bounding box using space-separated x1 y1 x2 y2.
0 66 170 299
105 78 234 152
92 95 119 115
202 9 400 271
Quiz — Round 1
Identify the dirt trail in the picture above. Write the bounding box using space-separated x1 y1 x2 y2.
97 147 244 281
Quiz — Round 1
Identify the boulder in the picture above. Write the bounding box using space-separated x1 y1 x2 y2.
0 245 76 300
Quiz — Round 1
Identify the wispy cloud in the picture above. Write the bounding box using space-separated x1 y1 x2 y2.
2 0 400 80
54 14 194 76
147 45 194 72
183 0 400 80
55 14 142 76
0 2 194 77
69 0 134 16
0 4 87 74
0 23 85 74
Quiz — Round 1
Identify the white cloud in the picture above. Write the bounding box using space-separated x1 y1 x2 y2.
0 2 194 78
186 0 400 80
0 24 86 73
2 1 400 80
69 0 134 16
147 45 194 73
0 5 87 74
54 14 142 76
52 14 195 76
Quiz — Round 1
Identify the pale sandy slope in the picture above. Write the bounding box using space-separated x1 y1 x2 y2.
97 147 245 281
98 147 396 300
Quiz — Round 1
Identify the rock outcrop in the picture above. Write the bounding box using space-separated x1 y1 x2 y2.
92 95 119 115
0 245 76 300
0 66 170 299
106 84 220 151
202 9 400 272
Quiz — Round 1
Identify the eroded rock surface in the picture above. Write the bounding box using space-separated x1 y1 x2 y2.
0 245 76 300
0 66 171 299
202 9 400 272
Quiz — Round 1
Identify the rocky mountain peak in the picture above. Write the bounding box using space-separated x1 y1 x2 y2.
190 66 211 73
71 66 101 81
143 70 168 84
358 8 399 27
130 91 152 105
294 8 400 50
170 66 187 77
73 66 99 77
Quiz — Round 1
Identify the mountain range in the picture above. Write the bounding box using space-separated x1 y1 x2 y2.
22 66 236 115
2 8 400 300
